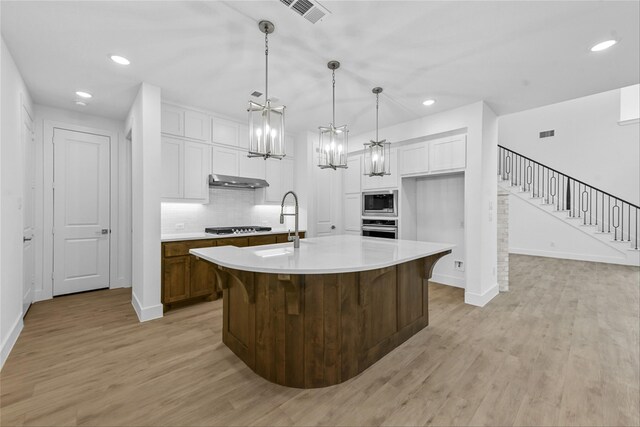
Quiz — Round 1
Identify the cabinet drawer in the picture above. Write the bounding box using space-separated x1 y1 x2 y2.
275 232 305 243
163 239 216 257
216 237 249 247
248 235 277 246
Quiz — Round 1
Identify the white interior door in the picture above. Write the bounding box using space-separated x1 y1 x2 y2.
53 128 110 296
22 107 35 315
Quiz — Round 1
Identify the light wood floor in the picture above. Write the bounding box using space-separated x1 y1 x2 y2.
1 255 638 426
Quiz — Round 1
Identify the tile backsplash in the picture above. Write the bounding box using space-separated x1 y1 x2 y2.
161 188 294 233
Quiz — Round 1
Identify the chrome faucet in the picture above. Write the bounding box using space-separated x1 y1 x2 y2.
279 191 300 249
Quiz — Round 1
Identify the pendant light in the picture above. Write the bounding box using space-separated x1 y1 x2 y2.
318 60 348 169
364 87 391 177
248 20 286 159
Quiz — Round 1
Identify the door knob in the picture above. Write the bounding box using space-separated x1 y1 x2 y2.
23 237 32 242
331 225 336 230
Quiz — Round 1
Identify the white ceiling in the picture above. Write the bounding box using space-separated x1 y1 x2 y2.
1 1 638 134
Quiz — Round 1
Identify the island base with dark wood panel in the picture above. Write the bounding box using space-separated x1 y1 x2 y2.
214 250 451 388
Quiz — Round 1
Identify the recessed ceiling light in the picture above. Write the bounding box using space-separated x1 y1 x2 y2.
75 101 87 106
109 54 130 65
590 39 617 52
75 91 92 99
422 99 436 106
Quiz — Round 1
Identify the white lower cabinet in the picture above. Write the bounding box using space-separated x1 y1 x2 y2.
161 136 210 203
344 194 361 232
362 148 398 190
211 145 239 176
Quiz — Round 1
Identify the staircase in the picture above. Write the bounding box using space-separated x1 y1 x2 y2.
497 145 639 266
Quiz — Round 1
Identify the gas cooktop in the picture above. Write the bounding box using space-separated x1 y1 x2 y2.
205 226 272 235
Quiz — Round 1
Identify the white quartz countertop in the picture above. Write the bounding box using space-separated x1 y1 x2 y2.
161 229 303 242
190 235 455 274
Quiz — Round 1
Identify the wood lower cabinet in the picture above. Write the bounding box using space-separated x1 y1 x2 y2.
162 232 305 310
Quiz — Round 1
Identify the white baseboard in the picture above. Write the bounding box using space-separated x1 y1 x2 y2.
464 283 499 307
510 247 638 267
131 292 163 322
431 273 465 289
1 316 24 370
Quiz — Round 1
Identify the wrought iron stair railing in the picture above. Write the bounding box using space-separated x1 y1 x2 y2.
498 145 639 250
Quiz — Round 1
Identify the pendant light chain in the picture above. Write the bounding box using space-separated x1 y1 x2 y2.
264 31 269 102
375 91 379 142
332 69 336 126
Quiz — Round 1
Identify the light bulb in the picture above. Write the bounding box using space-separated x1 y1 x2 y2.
372 153 378 162
338 144 343 153
270 129 277 138
256 128 262 137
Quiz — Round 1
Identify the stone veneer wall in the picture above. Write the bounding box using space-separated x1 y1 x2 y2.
497 189 509 291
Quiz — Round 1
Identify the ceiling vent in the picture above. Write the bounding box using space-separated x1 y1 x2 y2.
280 0 331 24
539 130 555 139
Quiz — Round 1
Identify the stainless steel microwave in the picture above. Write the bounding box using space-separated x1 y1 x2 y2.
362 190 398 217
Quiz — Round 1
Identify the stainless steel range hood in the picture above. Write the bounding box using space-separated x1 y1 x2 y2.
208 174 269 189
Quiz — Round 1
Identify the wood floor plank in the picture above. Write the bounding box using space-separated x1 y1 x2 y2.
1 255 638 426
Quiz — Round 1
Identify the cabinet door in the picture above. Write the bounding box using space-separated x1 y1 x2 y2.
263 159 283 203
161 137 184 198
212 117 239 147
248 235 277 246
238 153 266 179
184 142 211 201
238 124 249 150
163 256 190 303
344 194 361 231
189 255 217 298
161 104 185 136
400 142 429 176
216 237 249 247
211 145 239 176
344 155 362 194
285 133 295 158
184 111 211 142
429 136 466 172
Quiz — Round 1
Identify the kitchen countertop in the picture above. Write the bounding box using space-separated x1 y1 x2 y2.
190 234 454 274
161 229 305 242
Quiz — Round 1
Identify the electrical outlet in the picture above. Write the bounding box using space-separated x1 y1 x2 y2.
454 260 465 272
550 241 555 248
175 223 185 231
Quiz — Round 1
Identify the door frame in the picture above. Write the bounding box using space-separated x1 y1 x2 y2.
21 98 35 315
41 120 119 300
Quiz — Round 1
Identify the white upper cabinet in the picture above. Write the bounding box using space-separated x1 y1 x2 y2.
183 142 211 200
285 134 296 158
257 158 293 204
344 155 362 194
184 110 211 142
238 124 249 150
211 145 239 176
238 153 266 179
212 117 239 147
428 135 466 172
161 137 183 198
398 135 467 177
161 136 210 203
400 142 429 177
161 104 185 137
362 148 398 190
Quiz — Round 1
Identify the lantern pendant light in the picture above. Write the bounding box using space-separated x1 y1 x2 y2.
364 87 391 177
318 60 348 170
248 20 286 160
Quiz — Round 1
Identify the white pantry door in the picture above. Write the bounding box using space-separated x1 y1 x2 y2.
22 107 35 314
315 166 341 236
53 128 110 296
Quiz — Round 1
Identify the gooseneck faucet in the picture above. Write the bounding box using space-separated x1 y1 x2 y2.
279 191 300 249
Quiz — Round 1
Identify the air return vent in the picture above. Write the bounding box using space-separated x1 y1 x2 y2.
280 0 330 24
539 130 555 139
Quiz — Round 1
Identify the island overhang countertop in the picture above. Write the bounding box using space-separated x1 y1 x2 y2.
189 234 455 275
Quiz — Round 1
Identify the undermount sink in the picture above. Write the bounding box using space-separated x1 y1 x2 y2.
254 247 295 258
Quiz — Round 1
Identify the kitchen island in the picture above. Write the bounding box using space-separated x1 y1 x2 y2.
191 235 453 388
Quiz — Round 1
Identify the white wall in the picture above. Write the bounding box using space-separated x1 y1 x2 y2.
126 83 163 322
34 104 131 302
161 188 296 234
1 37 33 369
349 101 499 307
509 194 629 264
416 173 466 288
498 86 640 205
499 86 639 264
